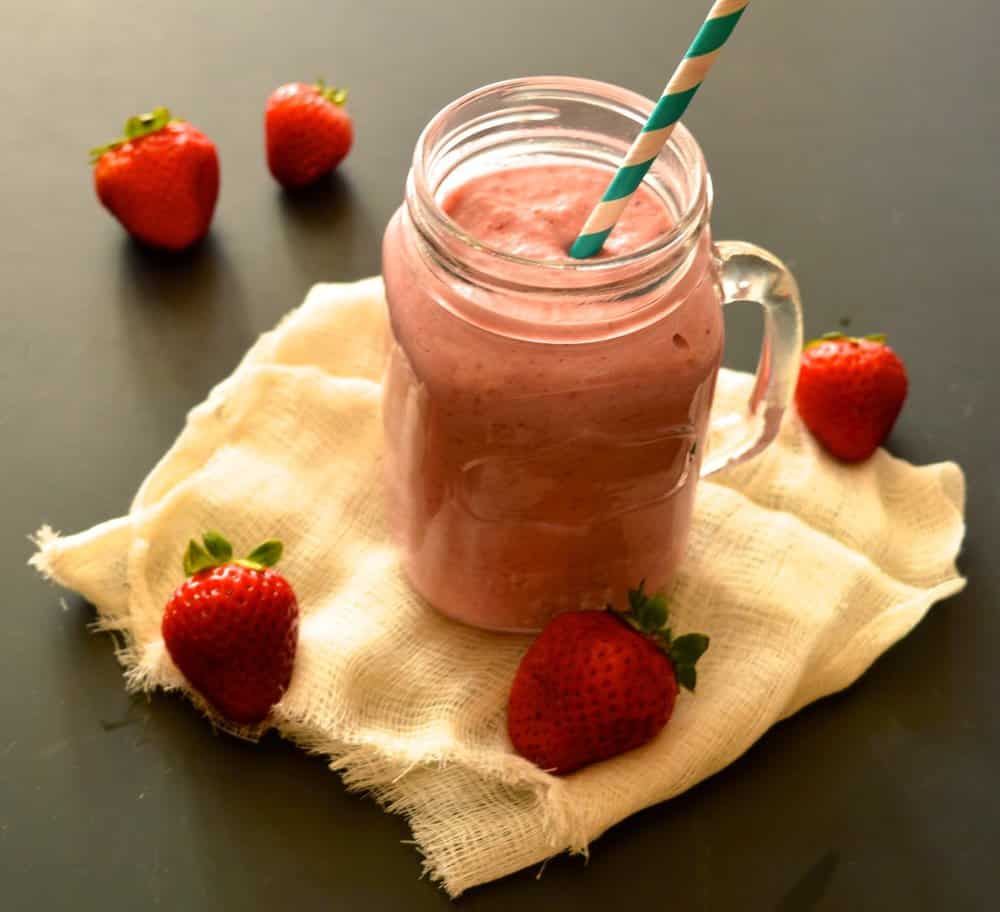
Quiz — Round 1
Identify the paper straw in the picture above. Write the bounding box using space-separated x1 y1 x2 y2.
570 0 750 259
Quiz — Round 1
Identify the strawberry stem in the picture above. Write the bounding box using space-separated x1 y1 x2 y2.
202 530 232 562
181 532 283 576
246 540 283 567
614 583 709 692
314 78 348 106
183 539 217 576
805 331 889 351
89 106 175 164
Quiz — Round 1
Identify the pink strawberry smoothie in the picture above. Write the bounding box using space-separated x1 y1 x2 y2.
382 161 723 630
440 164 671 261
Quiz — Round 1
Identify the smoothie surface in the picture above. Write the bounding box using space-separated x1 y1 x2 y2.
440 163 672 261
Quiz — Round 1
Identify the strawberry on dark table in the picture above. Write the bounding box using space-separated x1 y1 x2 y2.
162 531 299 726
265 79 354 189
91 107 219 252
507 583 709 775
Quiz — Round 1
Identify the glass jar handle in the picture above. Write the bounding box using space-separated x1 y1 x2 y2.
700 241 804 477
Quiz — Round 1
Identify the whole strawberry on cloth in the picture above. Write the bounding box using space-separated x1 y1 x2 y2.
508 584 709 775
796 332 909 463
162 532 299 725
91 107 219 252
265 79 354 189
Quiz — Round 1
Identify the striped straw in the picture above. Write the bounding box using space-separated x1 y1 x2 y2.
570 0 750 259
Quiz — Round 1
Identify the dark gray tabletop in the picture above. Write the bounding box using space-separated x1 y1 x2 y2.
3 1 998 909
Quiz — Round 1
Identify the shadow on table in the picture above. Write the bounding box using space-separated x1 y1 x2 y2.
112 230 256 432
119 233 229 309
277 171 353 227
276 171 381 278
775 851 839 912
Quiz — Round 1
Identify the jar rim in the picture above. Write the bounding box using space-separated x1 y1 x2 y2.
410 75 711 285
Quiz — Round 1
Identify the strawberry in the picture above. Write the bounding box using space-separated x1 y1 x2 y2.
265 80 354 189
91 107 219 252
507 584 709 775
161 532 299 725
795 332 909 462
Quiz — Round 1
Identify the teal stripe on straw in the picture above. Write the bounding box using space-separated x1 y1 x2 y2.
571 228 613 259
643 85 699 132
602 161 652 201
686 8 745 57
569 1 751 259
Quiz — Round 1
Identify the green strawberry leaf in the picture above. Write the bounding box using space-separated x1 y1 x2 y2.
641 592 669 632
201 530 232 563
670 633 710 667
627 580 646 615
659 627 673 646
634 594 650 628
183 539 217 576
804 331 846 351
124 107 172 140
622 582 710 692
315 78 348 106
627 579 670 634
246 539 283 568
805 330 888 351
675 663 697 692
89 107 174 164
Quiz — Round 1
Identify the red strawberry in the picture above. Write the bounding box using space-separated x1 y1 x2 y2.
91 107 219 251
795 332 909 462
507 584 709 775
161 532 299 725
265 80 354 189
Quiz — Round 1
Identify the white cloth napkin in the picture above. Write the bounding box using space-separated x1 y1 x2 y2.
31 278 967 897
